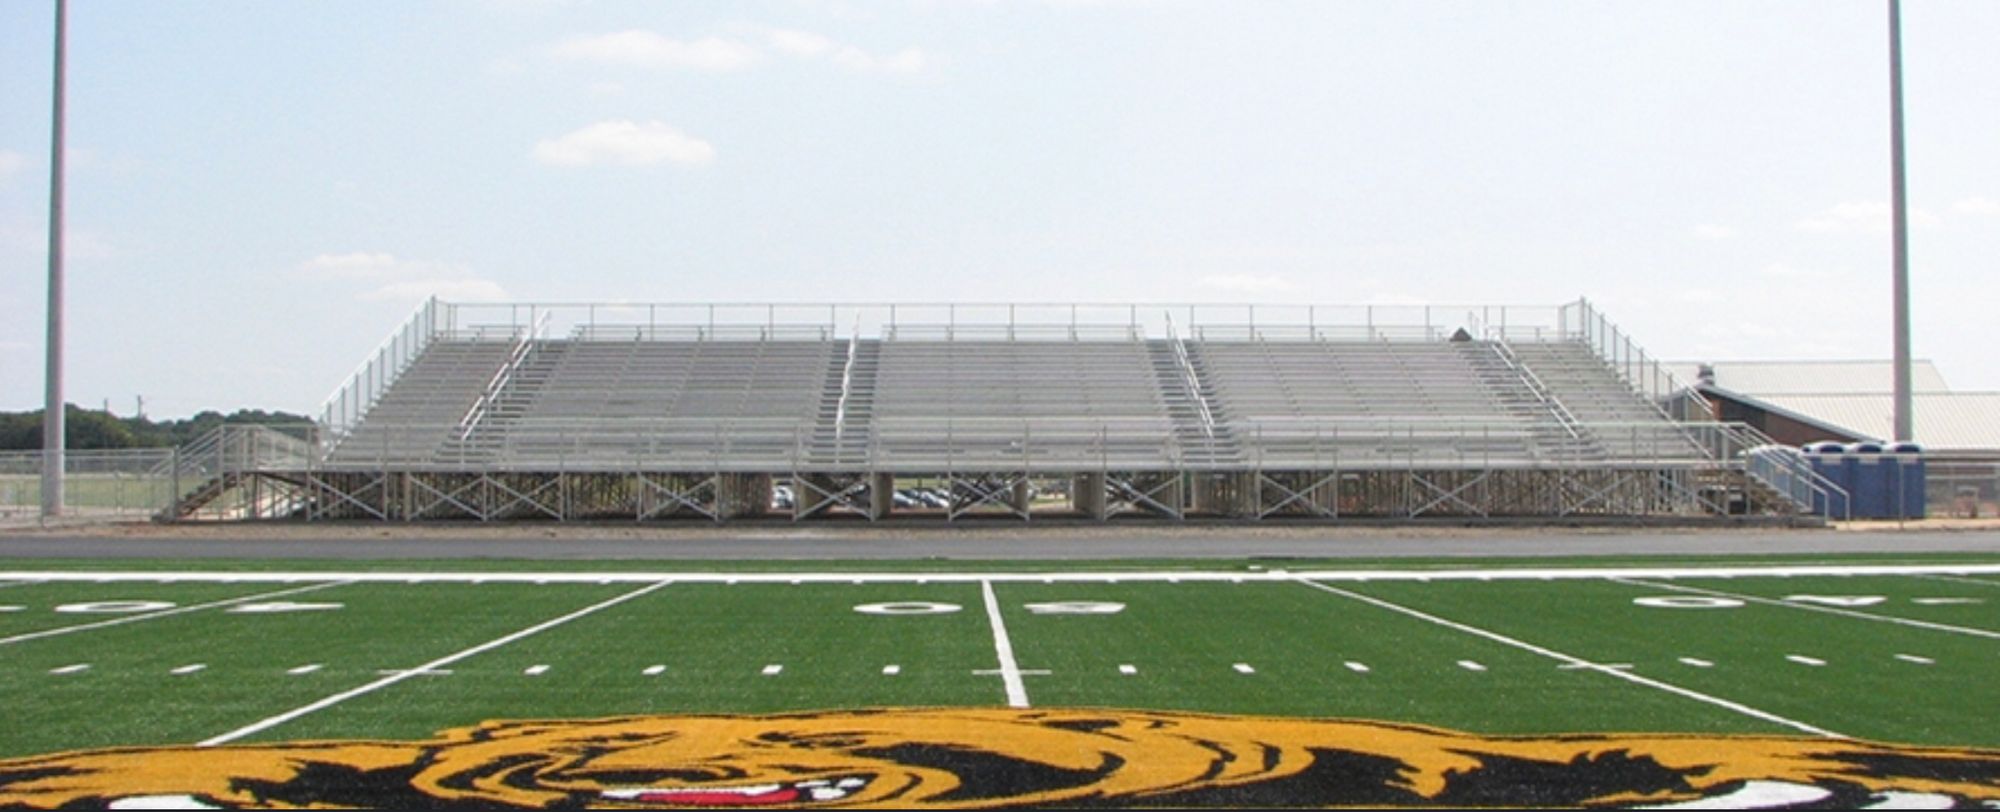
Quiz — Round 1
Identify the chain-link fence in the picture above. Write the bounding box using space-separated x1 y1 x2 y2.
0 449 178 522
1930 462 2000 519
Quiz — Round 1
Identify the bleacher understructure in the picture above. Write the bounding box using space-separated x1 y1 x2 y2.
166 299 1845 522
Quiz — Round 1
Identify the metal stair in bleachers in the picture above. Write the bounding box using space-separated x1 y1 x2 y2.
326 337 518 467
1505 339 1707 463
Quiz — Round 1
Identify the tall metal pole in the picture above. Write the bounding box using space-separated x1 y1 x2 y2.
1889 0 1913 442
41 0 68 519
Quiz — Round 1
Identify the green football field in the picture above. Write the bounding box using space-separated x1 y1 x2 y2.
2 555 1998 808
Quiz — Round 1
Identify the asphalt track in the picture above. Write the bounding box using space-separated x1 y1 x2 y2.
3 526 1998 560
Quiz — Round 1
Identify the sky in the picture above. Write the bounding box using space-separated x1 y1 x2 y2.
1 0 1996 419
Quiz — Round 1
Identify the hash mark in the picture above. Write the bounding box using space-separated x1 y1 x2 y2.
762 664 783 676
1344 661 1370 673
1679 657 1713 668
883 665 901 675
1457 660 1487 672
1894 654 1934 665
287 664 323 675
1233 663 1255 674
171 664 207 675
1119 664 1137 675
524 665 550 676
643 665 666 676
1786 655 1826 667
50 663 90 675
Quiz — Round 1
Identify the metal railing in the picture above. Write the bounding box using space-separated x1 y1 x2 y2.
1492 339 1583 440
1165 314 1217 440
300 416 1765 474
1726 424 1850 519
318 296 442 446
834 322 862 442
1559 298 1713 422
399 300 1575 349
457 312 551 441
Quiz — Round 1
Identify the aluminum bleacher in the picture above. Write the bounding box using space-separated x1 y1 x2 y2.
869 335 1189 472
172 299 1840 522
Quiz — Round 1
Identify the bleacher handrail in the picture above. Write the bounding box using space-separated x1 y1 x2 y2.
834 318 861 442
1491 339 1583 440
317 297 441 449
1559 298 1714 423
456 312 551 441
1165 313 1217 440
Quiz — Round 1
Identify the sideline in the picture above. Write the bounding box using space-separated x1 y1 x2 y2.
4 563 2000 585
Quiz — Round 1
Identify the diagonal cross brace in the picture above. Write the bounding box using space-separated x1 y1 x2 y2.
950 474 1029 521
638 473 720 521
1257 471 1341 519
1411 470 1491 518
1107 474 1182 519
305 473 387 521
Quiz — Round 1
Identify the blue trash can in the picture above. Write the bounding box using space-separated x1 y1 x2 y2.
1887 442 1926 519
1804 442 1850 518
1847 442 1887 518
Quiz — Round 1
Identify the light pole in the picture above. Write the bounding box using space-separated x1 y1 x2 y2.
42 0 68 520
1889 0 1912 442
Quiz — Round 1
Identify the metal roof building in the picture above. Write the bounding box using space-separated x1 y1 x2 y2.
1666 360 2000 454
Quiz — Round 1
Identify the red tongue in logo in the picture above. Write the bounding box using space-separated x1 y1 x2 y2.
633 787 802 806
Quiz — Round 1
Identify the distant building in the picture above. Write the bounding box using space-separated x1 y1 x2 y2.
1664 360 2000 460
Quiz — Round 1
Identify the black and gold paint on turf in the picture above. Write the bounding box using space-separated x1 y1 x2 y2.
1 709 1996 809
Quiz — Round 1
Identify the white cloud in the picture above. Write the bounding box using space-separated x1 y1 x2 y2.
1954 196 2000 217
549 30 761 71
1796 201 1940 233
532 120 716 168
298 252 508 302
1758 261 1814 279
766 28 836 58
831 45 929 74
0 150 24 180
1691 224 1735 241
1196 274 1293 294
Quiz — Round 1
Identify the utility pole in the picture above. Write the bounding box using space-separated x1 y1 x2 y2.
1889 0 1913 442
42 0 68 520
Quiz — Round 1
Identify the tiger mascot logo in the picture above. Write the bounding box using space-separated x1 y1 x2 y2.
1 709 1995 809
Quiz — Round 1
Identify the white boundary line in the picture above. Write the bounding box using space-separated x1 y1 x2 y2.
0 581 352 648
2 563 1998 585
980 580 1030 708
1611 577 2000 641
199 580 672 747
1294 578 1844 739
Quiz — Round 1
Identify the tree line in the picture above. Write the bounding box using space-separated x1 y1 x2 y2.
0 405 313 451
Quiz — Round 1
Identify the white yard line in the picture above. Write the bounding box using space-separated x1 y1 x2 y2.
1611 578 2000 641
980 580 1030 708
1913 573 2000 589
5 563 1999 586
1295 578 1843 739
0 581 352 648
198 580 671 747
